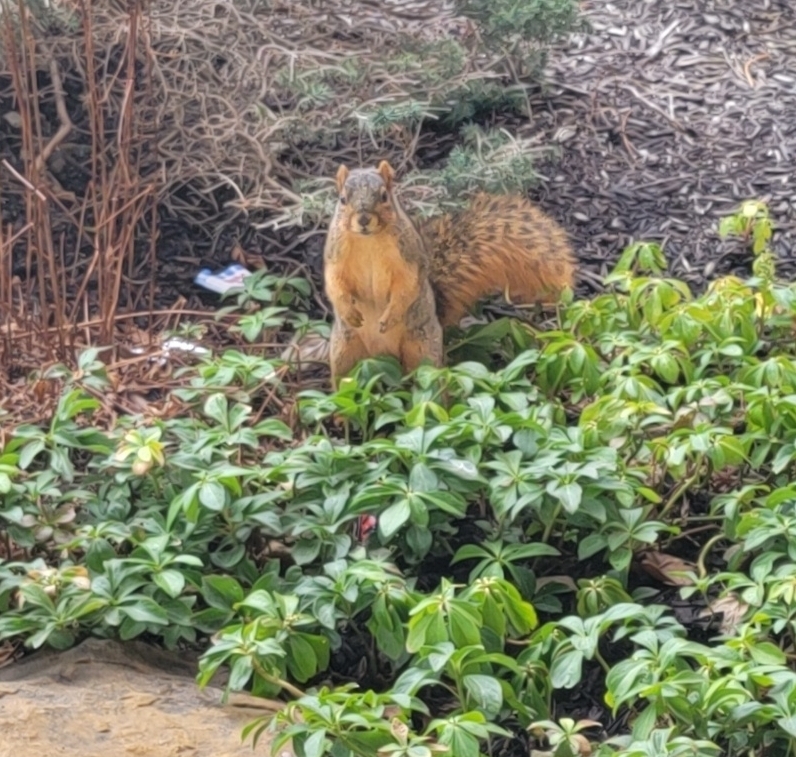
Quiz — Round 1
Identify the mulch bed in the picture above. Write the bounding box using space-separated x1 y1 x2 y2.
524 0 796 294
153 0 796 301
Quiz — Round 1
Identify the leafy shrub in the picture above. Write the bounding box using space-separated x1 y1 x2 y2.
3 203 796 755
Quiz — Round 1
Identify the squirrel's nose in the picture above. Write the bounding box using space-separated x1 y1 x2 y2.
357 213 371 228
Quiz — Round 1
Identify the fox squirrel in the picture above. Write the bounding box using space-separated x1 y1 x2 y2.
324 160 575 385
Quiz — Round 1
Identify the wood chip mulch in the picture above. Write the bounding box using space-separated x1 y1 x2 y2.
521 0 795 294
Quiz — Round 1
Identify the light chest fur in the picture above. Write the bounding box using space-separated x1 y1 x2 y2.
326 225 420 355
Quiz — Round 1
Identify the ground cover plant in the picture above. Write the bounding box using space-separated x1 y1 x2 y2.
2 202 796 756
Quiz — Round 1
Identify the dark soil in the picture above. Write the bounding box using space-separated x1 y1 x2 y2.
173 0 787 306
2 0 794 336
153 0 796 302
527 0 796 292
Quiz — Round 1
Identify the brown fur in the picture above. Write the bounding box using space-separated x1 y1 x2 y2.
421 193 576 328
324 161 442 386
324 164 576 384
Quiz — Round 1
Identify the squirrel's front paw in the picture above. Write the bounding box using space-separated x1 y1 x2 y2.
379 306 402 333
346 308 364 328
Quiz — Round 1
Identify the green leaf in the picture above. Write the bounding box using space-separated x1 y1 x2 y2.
637 486 663 504
462 674 503 717
287 635 318 682
202 575 245 610
550 649 583 689
422 492 467 516
368 602 406 661
238 590 277 614
379 499 411 539
777 715 796 738
452 545 490 564
550 481 582 513
502 593 538 635
199 480 227 511
291 539 321 566
19 439 46 469
749 641 786 666
406 524 433 558
449 606 482 648
86 539 118 574
299 729 327 757
407 612 446 653
480 593 506 639
167 483 199 530
203 393 229 425
652 353 679 383
504 542 560 560
442 727 479 757
119 617 147 641
153 569 186 599
427 643 455 672
631 704 657 741
410 463 438 492
121 598 168 625
46 628 77 650
609 546 633 572
255 420 292 441
229 654 254 691
434 457 481 481
578 533 606 560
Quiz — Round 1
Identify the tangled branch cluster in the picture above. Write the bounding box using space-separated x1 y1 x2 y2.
3 0 577 235
0 0 576 404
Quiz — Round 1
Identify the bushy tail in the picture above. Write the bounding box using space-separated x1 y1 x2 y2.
422 194 576 328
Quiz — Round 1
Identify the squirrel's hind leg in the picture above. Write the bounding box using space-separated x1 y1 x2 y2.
329 322 370 388
400 319 444 374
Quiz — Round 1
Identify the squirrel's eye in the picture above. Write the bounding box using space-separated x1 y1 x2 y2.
339 195 347 205
380 190 388 203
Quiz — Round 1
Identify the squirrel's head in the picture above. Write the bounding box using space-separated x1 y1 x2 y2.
334 161 397 235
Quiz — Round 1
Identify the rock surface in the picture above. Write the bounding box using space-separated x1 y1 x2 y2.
0 639 286 757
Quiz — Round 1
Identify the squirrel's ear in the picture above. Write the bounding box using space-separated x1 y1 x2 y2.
335 165 349 195
377 161 395 191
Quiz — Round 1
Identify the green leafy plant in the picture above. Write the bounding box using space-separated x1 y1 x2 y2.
6 207 796 756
